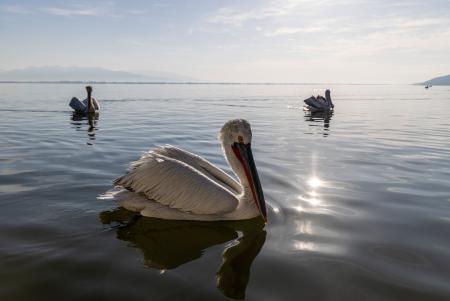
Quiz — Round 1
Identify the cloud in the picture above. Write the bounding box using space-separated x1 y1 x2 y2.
265 15 450 37
206 1 299 27
265 26 326 36
206 0 366 26
0 5 33 14
204 0 450 68
370 17 450 30
42 7 99 16
1 2 148 18
207 7 280 27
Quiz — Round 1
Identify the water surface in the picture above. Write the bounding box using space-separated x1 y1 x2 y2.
1 83 450 300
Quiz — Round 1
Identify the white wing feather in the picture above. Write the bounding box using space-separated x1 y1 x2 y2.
114 152 239 215
100 189 223 221
152 145 241 194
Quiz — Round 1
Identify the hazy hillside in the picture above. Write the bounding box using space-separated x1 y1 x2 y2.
418 74 450 86
0 66 193 82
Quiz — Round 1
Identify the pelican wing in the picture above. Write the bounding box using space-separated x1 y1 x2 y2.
69 97 86 112
114 152 239 215
152 145 241 194
82 97 100 110
304 96 327 110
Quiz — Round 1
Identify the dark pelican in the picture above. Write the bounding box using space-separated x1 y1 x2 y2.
303 89 334 112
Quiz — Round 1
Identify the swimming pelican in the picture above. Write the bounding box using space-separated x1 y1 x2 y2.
69 86 100 114
303 89 334 112
102 119 267 222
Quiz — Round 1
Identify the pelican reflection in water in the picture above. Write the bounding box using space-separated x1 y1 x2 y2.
304 110 333 137
100 208 266 300
70 112 99 145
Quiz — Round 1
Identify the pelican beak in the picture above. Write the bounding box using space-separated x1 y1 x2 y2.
232 142 267 223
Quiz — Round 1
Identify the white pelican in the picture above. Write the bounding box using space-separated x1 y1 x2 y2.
303 89 334 112
69 86 100 114
102 119 267 222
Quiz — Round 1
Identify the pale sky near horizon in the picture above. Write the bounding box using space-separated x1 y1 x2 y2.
1 0 450 83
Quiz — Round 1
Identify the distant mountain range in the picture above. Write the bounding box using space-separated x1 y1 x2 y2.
418 74 450 86
0 66 194 82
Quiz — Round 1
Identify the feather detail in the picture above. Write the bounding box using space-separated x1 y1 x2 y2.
152 145 241 194
114 151 238 215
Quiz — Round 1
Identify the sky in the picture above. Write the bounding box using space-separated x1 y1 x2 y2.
1 0 450 83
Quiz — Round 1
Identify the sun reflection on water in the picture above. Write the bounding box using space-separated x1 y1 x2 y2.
300 176 325 206
309 191 318 197
293 241 315 251
291 176 328 252
294 205 304 212
307 177 323 188
306 197 320 206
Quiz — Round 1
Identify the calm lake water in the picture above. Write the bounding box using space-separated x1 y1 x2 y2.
1 83 450 300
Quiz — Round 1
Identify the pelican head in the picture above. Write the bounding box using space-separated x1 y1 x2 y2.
85 86 95 113
220 119 267 222
325 89 334 108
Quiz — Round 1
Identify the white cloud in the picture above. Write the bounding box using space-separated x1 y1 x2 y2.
207 7 279 27
1 2 147 18
265 26 326 36
206 1 301 27
206 0 367 27
1 5 33 14
42 7 99 16
369 17 449 30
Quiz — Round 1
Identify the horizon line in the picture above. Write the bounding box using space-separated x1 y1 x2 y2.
0 80 413 86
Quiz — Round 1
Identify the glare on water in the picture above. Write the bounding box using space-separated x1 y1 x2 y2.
307 177 322 188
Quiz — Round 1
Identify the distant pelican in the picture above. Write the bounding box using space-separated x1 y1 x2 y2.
102 119 267 222
303 89 334 112
69 86 100 114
